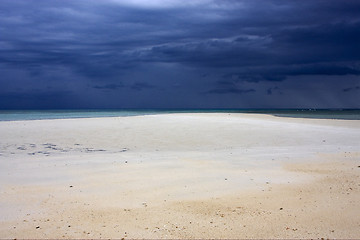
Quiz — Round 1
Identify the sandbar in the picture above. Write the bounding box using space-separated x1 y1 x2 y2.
0 113 359 238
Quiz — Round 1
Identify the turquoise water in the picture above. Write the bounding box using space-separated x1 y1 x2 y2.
0 109 157 121
0 109 359 121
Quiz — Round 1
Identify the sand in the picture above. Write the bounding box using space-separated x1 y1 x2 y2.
0 113 359 239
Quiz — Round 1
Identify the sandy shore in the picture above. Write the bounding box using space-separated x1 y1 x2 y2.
0 113 359 239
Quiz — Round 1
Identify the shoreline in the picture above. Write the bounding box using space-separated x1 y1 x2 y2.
1 109 360 122
0 113 359 238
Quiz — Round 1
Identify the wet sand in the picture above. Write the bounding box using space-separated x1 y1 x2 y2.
0 113 359 238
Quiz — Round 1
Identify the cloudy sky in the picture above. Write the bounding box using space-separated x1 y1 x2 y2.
0 0 359 109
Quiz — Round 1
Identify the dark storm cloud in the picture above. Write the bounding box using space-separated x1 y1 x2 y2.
205 79 255 95
222 64 360 83
93 83 124 90
343 86 360 92
0 0 359 108
267 87 282 96
131 82 155 91
206 88 255 95
0 90 76 109
92 82 155 91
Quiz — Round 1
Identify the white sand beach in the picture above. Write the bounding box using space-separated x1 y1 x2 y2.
0 113 359 239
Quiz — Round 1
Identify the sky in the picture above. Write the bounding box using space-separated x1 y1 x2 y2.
0 0 359 109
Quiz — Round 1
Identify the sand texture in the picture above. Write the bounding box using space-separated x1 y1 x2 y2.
0 113 359 239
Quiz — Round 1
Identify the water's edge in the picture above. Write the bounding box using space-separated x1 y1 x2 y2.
0 109 359 121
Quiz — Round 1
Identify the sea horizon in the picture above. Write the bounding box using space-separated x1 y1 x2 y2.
0 108 359 121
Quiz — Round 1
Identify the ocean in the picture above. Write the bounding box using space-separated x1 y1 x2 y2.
0 109 359 121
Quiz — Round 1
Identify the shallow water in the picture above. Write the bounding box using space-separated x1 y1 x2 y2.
0 109 359 121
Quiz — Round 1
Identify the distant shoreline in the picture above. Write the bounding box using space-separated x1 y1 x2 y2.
0 109 359 121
